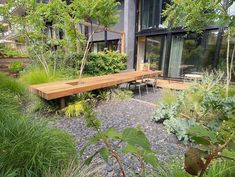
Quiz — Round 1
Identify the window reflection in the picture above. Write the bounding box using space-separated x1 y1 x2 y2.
145 36 166 71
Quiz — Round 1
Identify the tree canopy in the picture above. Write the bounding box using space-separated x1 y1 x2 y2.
163 0 235 33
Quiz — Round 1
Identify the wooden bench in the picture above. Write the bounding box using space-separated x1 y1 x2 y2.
29 70 162 108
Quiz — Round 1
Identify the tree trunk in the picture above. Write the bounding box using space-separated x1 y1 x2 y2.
226 29 230 98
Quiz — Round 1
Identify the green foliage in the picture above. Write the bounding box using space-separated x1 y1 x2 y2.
111 89 133 100
9 61 24 72
0 116 77 177
164 118 197 143
96 89 133 102
80 106 158 176
79 51 127 76
0 71 77 176
152 103 179 123
62 101 85 118
184 125 235 176
0 44 26 58
158 159 235 177
160 89 178 104
153 72 235 142
20 67 62 85
162 0 235 33
42 160 102 177
82 103 101 130
0 72 25 95
1 0 120 75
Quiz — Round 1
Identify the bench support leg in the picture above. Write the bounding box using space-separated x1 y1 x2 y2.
60 98 66 109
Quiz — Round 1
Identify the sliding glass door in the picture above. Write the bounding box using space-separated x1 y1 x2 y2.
168 34 209 78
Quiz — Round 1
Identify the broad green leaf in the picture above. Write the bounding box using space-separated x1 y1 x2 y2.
103 128 122 140
188 125 218 144
191 136 211 145
121 144 138 154
99 147 109 163
221 149 235 160
143 153 158 168
122 128 151 150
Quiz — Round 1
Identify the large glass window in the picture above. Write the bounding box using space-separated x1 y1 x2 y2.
141 0 160 30
145 36 166 70
168 33 216 78
91 40 120 53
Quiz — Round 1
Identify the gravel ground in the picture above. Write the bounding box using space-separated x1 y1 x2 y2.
53 88 186 176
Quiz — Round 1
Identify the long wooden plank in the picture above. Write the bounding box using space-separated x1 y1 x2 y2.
29 71 162 100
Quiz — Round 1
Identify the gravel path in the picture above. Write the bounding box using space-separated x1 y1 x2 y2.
53 89 186 176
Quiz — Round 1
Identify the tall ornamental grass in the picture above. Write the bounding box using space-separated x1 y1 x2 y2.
0 73 77 176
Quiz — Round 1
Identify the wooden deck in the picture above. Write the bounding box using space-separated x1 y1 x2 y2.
157 79 190 90
30 70 162 100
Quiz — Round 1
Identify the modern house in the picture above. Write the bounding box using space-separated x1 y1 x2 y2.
134 0 234 78
96 0 234 79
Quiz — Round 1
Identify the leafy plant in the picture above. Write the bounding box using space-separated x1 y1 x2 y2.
153 72 235 142
62 101 85 118
184 125 235 177
163 118 197 143
80 104 158 177
8 61 24 72
152 103 178 123
78 51 127 76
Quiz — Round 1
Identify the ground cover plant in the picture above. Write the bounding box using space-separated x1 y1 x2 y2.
153 71 235 176
153 72 235 143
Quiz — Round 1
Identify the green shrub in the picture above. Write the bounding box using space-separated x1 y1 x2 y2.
60 50 127 77
9 61 24 72
83 51 127 75
0 72 25 95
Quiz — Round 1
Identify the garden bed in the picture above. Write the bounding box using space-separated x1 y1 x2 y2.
52 90 186 176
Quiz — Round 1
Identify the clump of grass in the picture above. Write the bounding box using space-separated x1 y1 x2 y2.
43 160 103 177
0 114 77 176
0 72 25 95
20 67 62 85
159 89 178 104
0 74 77 176
112 89 133 100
